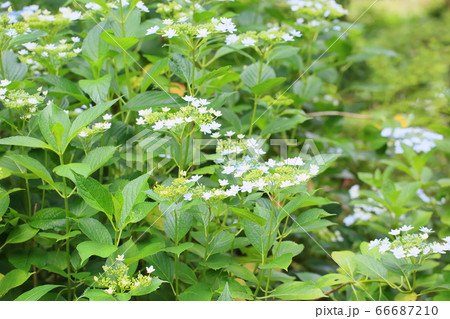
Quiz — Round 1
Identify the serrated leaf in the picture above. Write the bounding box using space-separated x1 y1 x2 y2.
79 74 111 104
29 208 66 231
79 218 113 245
123 91 180 111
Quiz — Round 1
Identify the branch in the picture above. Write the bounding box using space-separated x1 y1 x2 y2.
306 111 373 119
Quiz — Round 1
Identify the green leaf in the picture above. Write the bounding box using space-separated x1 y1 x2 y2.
40 74 89 103
84 289 116 301
125 241 165 264
259 253 293 271
208 231 234 256
226 264 258 283
194 66 231 86
29 208 66 231
53 163 92 181
119 174 149 228
251 77 286 95
15 284 62 301
169 53 192 84
5 224 39 244
67 99 117 148
275 241 304 258
123 91 180 111
38 102 70 153
82 21 110 64
331 251 356 277
241 63 275 88
179 283 212 301
9 30 46 47
39 231 81 242
0 136 50 149
0 269 32 297
7 154 56 188
218 282 233 301
146 252 174 283
231 207 267 226
302 77 322 100
73 172 115 219
177 263 197 285
193 11 217 23
268 45 300 60
164 211 192 243
82 146 117 174
261 115 309 136
1 51 26 81
268 281 326 300
164 242 194 256
130 277 164 296
79 74 111 104
79 218 113 245
316 274 352 288
100 31 138 51
354 255 388 280
76 241 117 262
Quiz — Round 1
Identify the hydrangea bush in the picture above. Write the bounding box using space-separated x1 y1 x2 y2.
0 0 448 301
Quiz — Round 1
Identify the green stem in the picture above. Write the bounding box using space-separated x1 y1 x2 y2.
119 1 133 102
174 210 179 300
0 51 5 79
248 59 264 137
59 153 72 300
254 197 275 298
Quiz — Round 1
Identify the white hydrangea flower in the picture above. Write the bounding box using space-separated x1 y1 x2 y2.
241 37 256 47
136 1 149 12
146 26 160 35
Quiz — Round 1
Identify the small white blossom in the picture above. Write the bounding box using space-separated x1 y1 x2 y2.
162 28 178 38
389 229 401 236
241 37 256 47
196 28 211 38
146 26 160 35
136 1 149 12
392 247 406 259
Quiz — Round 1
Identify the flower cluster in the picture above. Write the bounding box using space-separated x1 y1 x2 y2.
19 6 82 28
225 28 302 47
85 1 149 13
0 11 30 40
343 184 387 226
153 151 321 202
287 0 347 26
94 255 156 296
17 38 82 72
136 95 221 135
78 113 112 138
416 188 446 206
0 80 47 119
381 127 443 154
146 16 237 40
369 226 450 260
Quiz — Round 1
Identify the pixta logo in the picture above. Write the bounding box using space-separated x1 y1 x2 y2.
125 129 172 171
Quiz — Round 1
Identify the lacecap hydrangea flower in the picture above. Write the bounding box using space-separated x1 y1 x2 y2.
369 226 450 259
381 127 443 154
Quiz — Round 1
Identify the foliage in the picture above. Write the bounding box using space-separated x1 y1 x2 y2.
0 0 448 301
